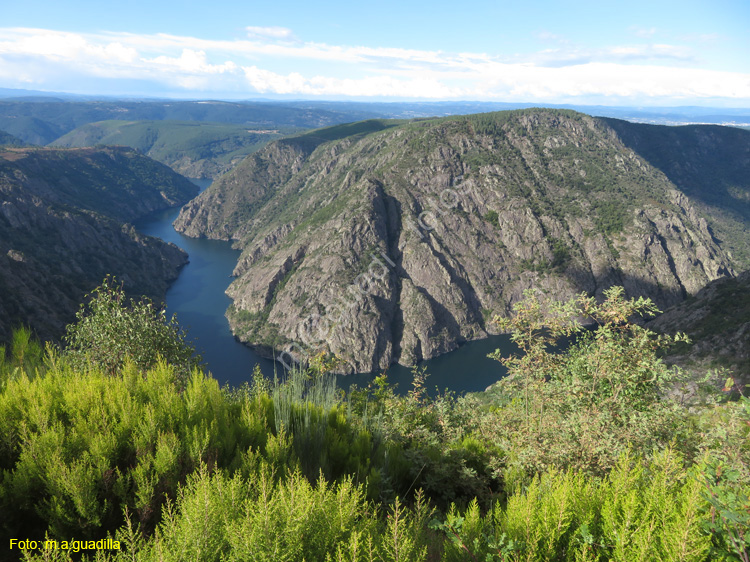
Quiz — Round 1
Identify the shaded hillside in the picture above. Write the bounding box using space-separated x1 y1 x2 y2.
0 100 382 145
603 119 750 269
175 109 745 373
0 130 25 147
51 120 288 179
650 270 750 382
0 147 199 343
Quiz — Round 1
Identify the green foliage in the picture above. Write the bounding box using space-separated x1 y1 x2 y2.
63 277 201 380
488 286 693 474
483 210 500 228
358 366 505 510
699 456 750 562
0 326 47 389
0 360 254 542
694 395 750 561
4 288 749 562
425 449 710 562
591 199 628 235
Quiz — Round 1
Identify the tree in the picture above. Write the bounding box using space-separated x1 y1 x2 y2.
488 286 693 474
63 277 201 381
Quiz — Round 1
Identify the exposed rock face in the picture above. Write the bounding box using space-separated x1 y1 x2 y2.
175 110 745 373
0 146 199 343
602 119 750 270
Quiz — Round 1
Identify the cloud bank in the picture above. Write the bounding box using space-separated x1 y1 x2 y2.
0 27 748 104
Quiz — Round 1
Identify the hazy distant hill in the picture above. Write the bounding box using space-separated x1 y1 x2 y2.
174 109 748 373
0 146 199 343
0 129 25 147
51 120 290 179
2 96 748 147
0 100 382 145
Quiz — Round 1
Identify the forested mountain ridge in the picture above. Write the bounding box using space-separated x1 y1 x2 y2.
0 100 383 145
50 120 289 179
0 129 25 147
0 146 198 343
175 109 747 373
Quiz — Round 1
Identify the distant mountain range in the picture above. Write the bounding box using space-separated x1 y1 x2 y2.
174 109 750 373
0 99 382 146
0 92 748 146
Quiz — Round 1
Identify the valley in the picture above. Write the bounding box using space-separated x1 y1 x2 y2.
1 101 749 383
0 90 748 562
174 109 749 375
0 145 198 343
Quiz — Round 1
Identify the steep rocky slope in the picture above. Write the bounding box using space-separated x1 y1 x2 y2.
602 119 750 269
175 110 746 373
650 270 750 383
0 146 199 343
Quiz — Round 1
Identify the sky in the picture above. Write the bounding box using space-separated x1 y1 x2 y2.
0 0 748 106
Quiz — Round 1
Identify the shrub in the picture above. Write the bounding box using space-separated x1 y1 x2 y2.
62 277 201 381
487 286 694 474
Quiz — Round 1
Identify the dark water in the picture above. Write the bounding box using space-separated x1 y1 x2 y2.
135 179 512 393
337 335 512 395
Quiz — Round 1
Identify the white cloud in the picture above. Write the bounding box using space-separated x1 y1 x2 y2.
0 26 747 103
145 49 238 74
242 65 463 98
246 26 295 41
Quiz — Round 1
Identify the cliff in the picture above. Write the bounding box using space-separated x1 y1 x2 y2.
650 270 750 383
174 110 747 373
0 146 199 343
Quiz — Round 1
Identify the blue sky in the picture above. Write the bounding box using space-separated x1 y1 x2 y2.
1 0 748 105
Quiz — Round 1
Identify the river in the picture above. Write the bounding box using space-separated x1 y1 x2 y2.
135 180 512 394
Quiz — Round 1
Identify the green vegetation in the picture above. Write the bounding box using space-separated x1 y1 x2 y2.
51 120 293 178
1 283 748 561
483 210 500 228
63 277 201 380
0 129 26 146
0 100 382 145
